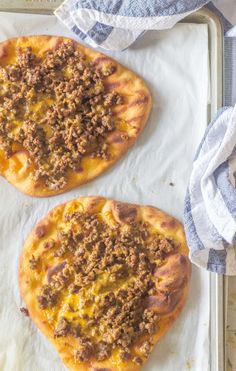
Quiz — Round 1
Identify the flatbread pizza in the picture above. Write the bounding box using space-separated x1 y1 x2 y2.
0 36 152 196
19 196 191 370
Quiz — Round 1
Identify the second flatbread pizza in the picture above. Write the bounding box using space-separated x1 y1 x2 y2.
0 36 152 196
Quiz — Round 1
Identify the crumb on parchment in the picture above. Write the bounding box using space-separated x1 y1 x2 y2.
186 358 194 369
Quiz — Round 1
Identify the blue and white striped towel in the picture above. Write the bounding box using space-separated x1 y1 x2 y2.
55 0 236 50
55 0 209 50
184 106 236 275
55 0 236 274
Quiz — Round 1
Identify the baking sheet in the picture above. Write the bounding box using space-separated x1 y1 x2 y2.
0 13 210 371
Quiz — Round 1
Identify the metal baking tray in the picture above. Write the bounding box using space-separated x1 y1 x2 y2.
0 2 226 370
0 0 62 13
183 8 225 371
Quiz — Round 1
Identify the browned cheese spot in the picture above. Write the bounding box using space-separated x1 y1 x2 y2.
0 45 7 59
85 197 105 213
94 56 113 65
105 80 123 90
113 202 137 223
126 115 144 124
130 94 149 108
107 131 129 144
161 219 178 230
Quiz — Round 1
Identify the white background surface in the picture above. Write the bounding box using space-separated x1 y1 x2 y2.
0 13 210 371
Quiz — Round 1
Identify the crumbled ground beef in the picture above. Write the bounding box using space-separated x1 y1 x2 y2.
49 263 74 291
29 255 40 270
37 284 58 309
120 349 132 361
20 307 29 317
76 338 94 362
54 317 71 337
96 341 112 361
54 316 81 339
35 212 176 363
0 42 122 190
139 340 153 357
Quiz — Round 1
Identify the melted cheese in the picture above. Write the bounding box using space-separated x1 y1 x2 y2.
43 259 136 343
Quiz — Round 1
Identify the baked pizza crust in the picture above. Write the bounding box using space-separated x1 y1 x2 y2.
19 196 191 371
0 36 152 197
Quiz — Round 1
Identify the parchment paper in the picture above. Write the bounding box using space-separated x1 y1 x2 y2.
0 13 210 371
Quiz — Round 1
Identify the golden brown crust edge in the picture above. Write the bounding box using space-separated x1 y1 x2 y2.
19 197 191 371
0 36 152 197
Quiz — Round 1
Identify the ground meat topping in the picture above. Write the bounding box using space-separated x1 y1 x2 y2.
96 341 112 361
54 317 71 338
29 255 40 270
37 284 58 309
76 338 94 362
20 307 29 317
35 211 177 363
0 42 123 190
120 349 132 361
139 340 153 357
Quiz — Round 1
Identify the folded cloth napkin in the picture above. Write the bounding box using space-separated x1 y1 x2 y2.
184 105 236 275
55 0 209 50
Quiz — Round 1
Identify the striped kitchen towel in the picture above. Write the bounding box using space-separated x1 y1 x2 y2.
184 105 236 275
55 0 209 50
55 0 236 50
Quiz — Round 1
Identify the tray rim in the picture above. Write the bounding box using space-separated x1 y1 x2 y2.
183 7 225 371
0 0 61 13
